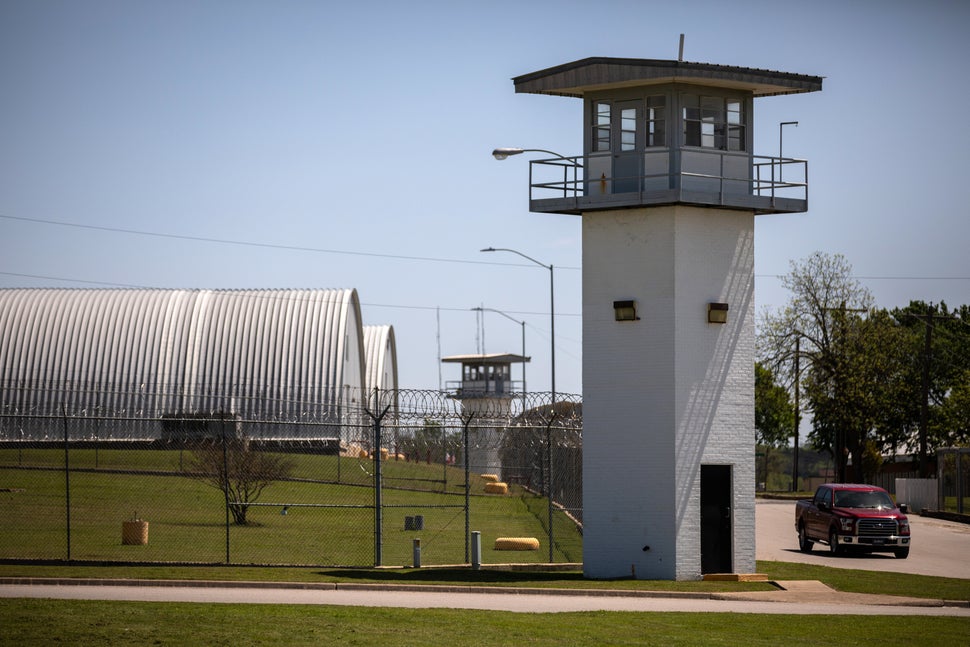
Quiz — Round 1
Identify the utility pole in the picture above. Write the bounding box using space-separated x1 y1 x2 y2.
825 303 866 483
791 335 801 491
920 306 933 478
908 305 954 478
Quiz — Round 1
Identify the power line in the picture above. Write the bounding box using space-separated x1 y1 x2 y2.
5 214 966 281
0 213 582 270
0 270 581 319
0 271 138 288
756 273 970 281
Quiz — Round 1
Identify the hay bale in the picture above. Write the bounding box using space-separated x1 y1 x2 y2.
481 474 499 482
483 482 508 495
494 537 540 551
122 520 149 545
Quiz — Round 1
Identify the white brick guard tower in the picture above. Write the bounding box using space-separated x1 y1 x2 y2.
502 57 822 579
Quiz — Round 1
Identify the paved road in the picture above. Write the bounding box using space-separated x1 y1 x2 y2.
756 499 970 579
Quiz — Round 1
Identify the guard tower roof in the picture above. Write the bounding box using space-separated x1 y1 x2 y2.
441 352 530 365
513 57 823 98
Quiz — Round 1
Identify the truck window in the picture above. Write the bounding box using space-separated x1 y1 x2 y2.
813 487 829 507
834 490 895 509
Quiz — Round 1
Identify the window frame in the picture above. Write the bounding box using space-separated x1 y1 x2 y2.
681 93 746 152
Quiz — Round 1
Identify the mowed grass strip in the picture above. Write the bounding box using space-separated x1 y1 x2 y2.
1 599 968 647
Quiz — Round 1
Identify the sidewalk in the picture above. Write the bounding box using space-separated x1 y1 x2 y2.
2 576 967 611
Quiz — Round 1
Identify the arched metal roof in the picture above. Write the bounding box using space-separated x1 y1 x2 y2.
362 325 398 394
0 288 366 424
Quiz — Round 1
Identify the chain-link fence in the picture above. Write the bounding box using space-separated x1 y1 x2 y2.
0 386 582 567
938 447 970 515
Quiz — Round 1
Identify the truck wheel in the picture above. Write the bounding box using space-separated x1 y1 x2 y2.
894 547 910 559
828 529 843 556
798 525 813 553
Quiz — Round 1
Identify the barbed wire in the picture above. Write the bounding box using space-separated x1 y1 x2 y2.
0 382 583 440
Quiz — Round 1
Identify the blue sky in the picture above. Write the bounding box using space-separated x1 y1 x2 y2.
2 0 968 396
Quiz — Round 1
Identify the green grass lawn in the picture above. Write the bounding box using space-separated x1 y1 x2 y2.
4 448 969 647
0 448 581 566
1 598 967 646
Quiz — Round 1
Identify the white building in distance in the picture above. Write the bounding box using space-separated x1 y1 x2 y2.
0 287 397 440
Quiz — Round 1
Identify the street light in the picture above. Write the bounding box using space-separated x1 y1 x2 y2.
480 247 555 405
471 306 527 413
492 147 580 165
778 121 799 159
779 121 798 182
493 146 581 200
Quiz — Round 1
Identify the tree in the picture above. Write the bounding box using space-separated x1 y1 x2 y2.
758 252 875 481
755 362 795 446
760 255 970 479
803 307 904 482
759 253 874 392
755 362 795 489
929 305 970 448
399 419 462 464
190 436 296 525
938 372 970 447
891 301 970 452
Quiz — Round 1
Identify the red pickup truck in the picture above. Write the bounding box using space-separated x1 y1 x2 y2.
794 483 911 558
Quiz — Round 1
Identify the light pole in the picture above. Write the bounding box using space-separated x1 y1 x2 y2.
480 247 555 405
779 121 798 182
472 306 527 413
791 333 802 492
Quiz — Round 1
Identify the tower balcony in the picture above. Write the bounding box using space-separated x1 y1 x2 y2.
525 149 807 216
444 379 523 399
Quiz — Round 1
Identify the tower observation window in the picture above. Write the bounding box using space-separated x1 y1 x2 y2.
594 101 611 152
620 106 636 151
645 96 666 147
683 94 745 151
591 97 666 151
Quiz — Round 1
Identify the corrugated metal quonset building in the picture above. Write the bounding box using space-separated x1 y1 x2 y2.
0 288 398 440
363 325 398 396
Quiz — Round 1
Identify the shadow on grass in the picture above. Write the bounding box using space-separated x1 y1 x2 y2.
313 568 590 585
307 568 773 592
779 548 899 560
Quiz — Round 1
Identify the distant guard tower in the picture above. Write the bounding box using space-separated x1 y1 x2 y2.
443 352 529 479
501 57 822 579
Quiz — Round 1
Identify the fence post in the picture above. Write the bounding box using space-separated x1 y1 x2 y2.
442 420 448 492
364 396 392 567
461 413 475 564
544 411 558 564
959 450 965 515
374 412 382 566
471 530 481 570
62 405 71 561
221 415 230 564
